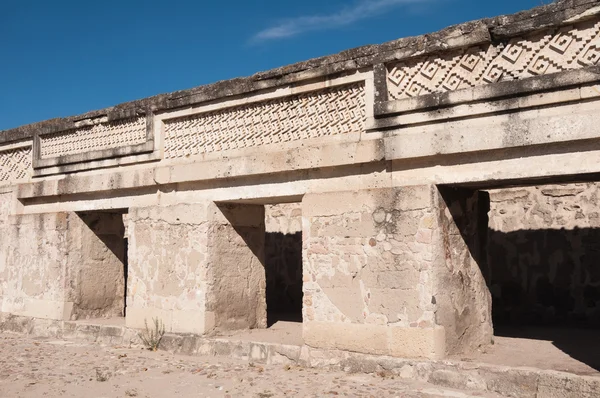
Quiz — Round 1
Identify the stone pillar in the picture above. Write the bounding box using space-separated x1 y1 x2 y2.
302 186 445 359
1 210 129 322
126 203 212 334
126 202 266 334
0 212 73 320
206 203 266 331
434 187 493 355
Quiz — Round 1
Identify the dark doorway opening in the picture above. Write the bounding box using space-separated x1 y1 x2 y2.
74 210 128 320
264 204 303 327
123 236 129 317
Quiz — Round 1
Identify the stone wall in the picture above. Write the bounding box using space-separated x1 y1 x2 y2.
300 186 495 358
487 183 600 327
0 145 32 184
163 83 365 159
1 1 599 365
0 191 11 275
0 212 70 320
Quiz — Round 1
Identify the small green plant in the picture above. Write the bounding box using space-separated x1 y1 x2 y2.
138 317 165 351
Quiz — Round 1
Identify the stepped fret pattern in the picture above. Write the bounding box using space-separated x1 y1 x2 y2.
163 83 366 159
0 146 32 183
387 19 600 100
39 117 146 159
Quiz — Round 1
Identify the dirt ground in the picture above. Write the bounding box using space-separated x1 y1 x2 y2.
0 333 502 398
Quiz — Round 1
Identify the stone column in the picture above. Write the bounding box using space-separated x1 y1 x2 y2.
0 212 73 320
126 203 212 334
434 187 493 355
206 203 266 331
126 202 266 334
301 186 445 359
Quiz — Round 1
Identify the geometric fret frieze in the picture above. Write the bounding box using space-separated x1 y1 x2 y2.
39 116 147 159
387 18 600 101
0 145 32 183
163 83 366 159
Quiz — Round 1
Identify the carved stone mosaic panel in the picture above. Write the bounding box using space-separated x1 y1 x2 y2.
0 146 32 183
163 83 365 159
387 18 600 100
39 116 147 159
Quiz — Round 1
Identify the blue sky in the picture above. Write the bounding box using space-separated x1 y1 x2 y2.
0 0 546 131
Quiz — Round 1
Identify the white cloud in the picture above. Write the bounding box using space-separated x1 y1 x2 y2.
252 0 437 42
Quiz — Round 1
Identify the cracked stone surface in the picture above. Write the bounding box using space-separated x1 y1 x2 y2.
0 334 502 398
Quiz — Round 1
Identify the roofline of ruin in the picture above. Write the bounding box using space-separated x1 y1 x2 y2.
2 0 599 144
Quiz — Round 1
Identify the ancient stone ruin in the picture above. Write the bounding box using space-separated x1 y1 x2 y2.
1 0 600 365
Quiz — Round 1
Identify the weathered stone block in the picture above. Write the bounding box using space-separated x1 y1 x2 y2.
127 202 266 335
304 321 445 359
301 187 452 358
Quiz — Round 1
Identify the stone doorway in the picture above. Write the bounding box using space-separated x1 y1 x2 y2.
484 183 600 374
71 210 128 322
439 184 600 374
264 204 303 327
212 200 303 346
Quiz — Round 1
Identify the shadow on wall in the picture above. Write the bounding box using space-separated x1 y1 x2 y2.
77 211 126 263
488 227 600 371
212 203 267 331
265 232 303 326
487 227 600 329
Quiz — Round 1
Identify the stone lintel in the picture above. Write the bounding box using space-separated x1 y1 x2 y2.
16 138 385 200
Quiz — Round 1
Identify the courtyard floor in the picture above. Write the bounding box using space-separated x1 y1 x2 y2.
0 333 502 398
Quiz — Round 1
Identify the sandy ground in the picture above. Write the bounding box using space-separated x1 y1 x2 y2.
0 334 502 398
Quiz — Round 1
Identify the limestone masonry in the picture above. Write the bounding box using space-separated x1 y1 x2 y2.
2 0 600 362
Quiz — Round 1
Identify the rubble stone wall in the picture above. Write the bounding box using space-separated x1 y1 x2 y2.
487 183 600 327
